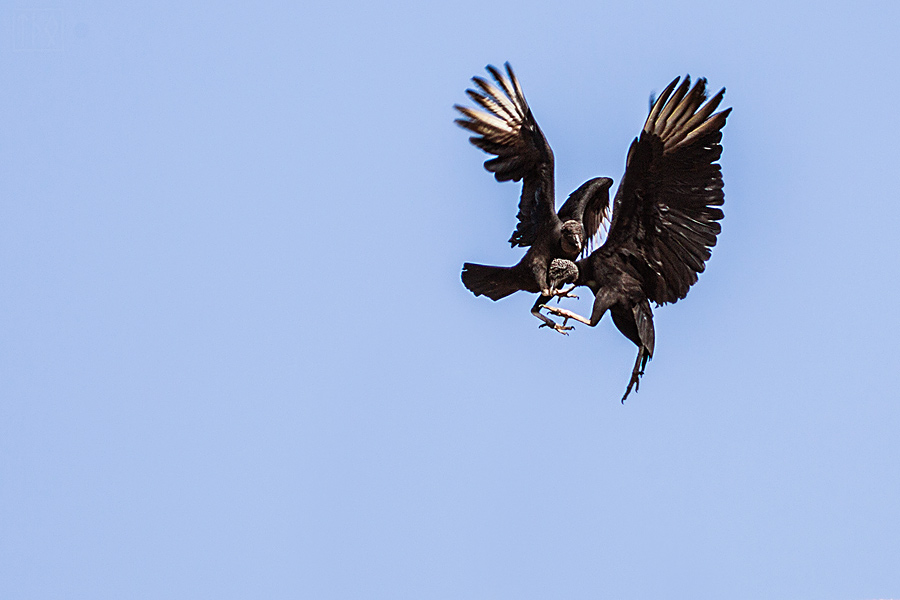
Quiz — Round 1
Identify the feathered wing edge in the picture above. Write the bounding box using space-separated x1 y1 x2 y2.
454 64 535 183
454 63 555 248
643 75 731 304
605 75 731 305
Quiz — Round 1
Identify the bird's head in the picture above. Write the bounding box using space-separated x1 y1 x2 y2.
560 220 584 257
549 258 579 292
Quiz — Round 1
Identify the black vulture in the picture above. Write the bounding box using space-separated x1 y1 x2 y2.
540 75 731 402
455 63 613 333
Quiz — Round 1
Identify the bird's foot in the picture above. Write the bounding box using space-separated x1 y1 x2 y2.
621 365 648 403
539 321 574 335
621 374 640 403
552 285 579 302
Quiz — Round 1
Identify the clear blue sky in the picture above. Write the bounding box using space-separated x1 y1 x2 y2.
2 1 899 598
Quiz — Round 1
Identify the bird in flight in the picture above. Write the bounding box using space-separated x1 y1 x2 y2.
456 64 731 402
455 63 612 333
539 75 731 401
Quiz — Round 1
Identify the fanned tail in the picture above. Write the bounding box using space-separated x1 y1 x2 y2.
461 263 523 301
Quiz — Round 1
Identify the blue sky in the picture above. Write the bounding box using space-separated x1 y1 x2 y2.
2 1 899 598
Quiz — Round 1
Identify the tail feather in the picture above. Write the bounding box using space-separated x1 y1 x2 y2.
461 262 524 301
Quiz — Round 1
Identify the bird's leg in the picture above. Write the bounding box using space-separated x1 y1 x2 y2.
545 288 614 328
532 295 573 335
621 346 650 403
542 304 592 326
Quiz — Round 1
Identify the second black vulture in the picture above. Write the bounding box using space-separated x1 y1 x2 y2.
540 75 731 401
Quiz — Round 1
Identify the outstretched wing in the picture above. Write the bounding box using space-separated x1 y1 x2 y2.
603 75 731 304
557 177 614 256
455 63 556 248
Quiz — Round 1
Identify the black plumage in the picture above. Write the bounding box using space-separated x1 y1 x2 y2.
455 64 613 332
540 75 731 401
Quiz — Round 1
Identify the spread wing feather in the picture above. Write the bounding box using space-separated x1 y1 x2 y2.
455 63 556 248
603 76 731 304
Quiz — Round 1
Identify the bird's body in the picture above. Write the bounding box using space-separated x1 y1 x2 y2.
556 248 657 401
461 216 580 300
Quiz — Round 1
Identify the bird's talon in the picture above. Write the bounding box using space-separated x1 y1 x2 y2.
539 320 573 335
552 286 579 302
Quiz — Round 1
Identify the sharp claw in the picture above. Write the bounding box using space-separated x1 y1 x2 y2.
539 321 573 335
553 287 579 302
622 374 642 403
